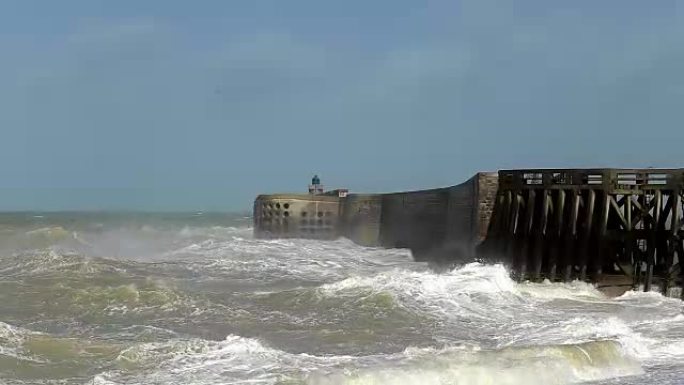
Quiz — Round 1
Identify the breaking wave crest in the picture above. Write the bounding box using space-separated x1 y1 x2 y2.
317 263 607 327
0 321 121 381
320 263 604 301
93 334 642 385
310 340 642 385
0 223 253 260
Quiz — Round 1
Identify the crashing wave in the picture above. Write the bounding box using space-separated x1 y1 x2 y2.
0 321 119 365
309 340 642 385
93 335 642 385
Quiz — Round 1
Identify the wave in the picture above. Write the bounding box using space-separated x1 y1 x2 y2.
320 263 605 303
0 249 123 278
0 321 120 381
0 251 235 326
318 263 605 324
63 281 200 318
0 223 253 261
95 335 308 384
0 321 38 363
0 226 78 256
311 263 682 360
0 227 415 287
3 223 684 384
92 335 642 385
164 237 416 285
310 340 642 385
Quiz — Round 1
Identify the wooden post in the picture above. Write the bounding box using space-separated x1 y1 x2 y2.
579 189 596 280
625 194 632 231
635 193 647 291
623 195 635 289
517 190 536 281
664 192 682 295
564 191 580 281
499 191 513 258
645 217 655 292
491 193 507 252
548 189 566 281
594 193 611 277
532 190 550 281
507 192 522 275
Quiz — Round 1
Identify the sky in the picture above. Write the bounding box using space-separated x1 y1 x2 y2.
1 1 683 211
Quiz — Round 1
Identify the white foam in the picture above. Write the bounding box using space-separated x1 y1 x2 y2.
516 279 606 301
320 263 609 304
323 263 515 293
95 335 643 385
0 322 47 364
309 340 645 385
101 335 327 384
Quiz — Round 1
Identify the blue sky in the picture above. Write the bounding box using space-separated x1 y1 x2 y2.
1 1 683 211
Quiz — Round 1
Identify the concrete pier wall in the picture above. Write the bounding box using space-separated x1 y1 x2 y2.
379 188 449 260
442 172 498 260
254 172 500 262
254 194 340 239
339 194 383 247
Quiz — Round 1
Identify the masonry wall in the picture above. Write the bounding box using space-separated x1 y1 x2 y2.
377 188 449 260
475 173 499 242
374 173 499 261
339 194 383 246
444 177 477 260
254 194 340 239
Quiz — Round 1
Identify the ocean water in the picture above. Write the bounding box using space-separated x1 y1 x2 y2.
1 213 683 385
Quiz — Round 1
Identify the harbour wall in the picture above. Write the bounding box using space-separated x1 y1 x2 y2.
253 172 498 261
253 194 340 240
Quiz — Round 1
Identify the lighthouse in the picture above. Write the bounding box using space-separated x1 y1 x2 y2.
308 175 324 195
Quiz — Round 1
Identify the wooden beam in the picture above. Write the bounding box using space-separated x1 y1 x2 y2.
595 193 611 276
654 190 662 229
532 190 550 281
564 190 580 281
517 190 536 281
548 189 566 281
506 192 522 263
579 189 596 280
626 194 632 231
609 196 629 230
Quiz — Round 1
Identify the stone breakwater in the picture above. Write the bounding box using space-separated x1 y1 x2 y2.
254 172 498 262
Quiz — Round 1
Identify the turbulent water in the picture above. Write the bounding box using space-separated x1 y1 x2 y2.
1 213 684 385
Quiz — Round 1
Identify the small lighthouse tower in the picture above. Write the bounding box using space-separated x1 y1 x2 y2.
308 175 324 195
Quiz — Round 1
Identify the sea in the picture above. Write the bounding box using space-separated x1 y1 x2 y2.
1 212 683 385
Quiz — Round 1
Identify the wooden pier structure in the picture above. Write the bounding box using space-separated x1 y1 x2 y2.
480 169 684 295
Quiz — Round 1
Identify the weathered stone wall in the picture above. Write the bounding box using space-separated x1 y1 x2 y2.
378 188 450 260
475 172 499 242
339 194 383 246
444 177 477 260
254 194 340 239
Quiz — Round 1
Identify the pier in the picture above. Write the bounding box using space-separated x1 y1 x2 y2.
482 169 684 294
254 169 684 294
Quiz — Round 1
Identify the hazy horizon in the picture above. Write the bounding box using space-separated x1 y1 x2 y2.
2 0 684 211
